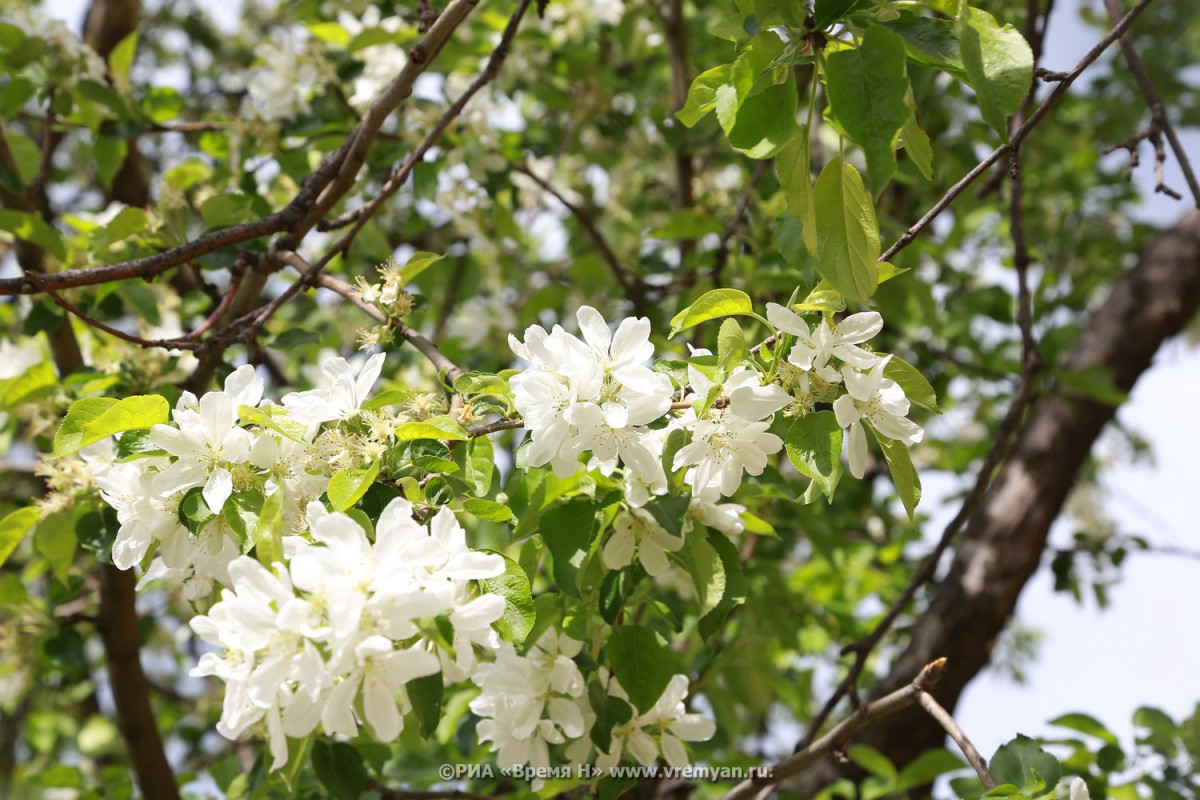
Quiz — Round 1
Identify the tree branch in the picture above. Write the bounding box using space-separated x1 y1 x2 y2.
722 659 947 800
915 690 996 791
279 0 487 247
1102 0 1200 206
879 0 1158 263
319 0 534 236
510 161 648 316
98 564 180 800
790 209 1200 795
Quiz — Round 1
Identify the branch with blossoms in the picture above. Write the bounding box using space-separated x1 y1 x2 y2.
41 287 935 790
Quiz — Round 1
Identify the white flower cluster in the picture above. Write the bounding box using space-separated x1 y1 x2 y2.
246 31 328 121
469 632 715 789
92 356 383 594
72 297 927 780
190 499 505 769
766 304 924 478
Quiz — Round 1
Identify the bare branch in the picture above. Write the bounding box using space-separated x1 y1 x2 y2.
23 271 201 351
1102 0 1200 206
915 690 996 790
320 0 534 237
722 659 948 800
280 0 488 246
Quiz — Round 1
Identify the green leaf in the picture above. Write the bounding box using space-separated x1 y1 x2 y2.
825 25 912 189
814 0 866 28
142 86 182 123
0 209 67 259
255 490 284 568
178 487 216 532
271 328 319 349
727 74 800 159
676 64 732 127
53 395 169 458
108 30 138 83
651 209 725 239
238 404 309 443
871 426 922 520
5 133 39 186
35 510 77 584
103 207 150 242
327 463 380 511
1048 713 1118 746
960 9 1034 140
520 594 562 656
306 21 351 46
455 434 495 497
675 529 726 619
462 498 512 522
0 506 41 570
698 530 747 639
989 735 1061 795
393 417 469 442
94 136 127 191
785 411 844 500
813 156 880 304
311 740 368 800
849 744 898 782
397 251 445 285
1059 366 1128 406
199 194 254 228
884 13 964 72
777 130 818 256
408 672 444 739
223 490 264 553
604 626 675 715
589 682 634 753
896 748 966 790
0 361 57 409
883 356 940 413
539 500 596 599
670 288 755 336
901 108 935 180
479 552 536 647
716 318 747 373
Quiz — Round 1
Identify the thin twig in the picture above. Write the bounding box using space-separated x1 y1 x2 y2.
915 690 996 790
280 0 488 246
510 161 648 316
711 160 770 289
467 418 524 438
313 0 531 243
1102 0 1200 206
722 659 948 800
183 273 242 340
879 0 1159 263
297 264 466 384
22 271 200 350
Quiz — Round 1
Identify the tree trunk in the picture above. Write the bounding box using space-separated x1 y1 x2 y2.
791 209 1200 795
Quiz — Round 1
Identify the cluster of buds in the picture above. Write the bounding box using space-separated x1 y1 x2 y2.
353 259 420 350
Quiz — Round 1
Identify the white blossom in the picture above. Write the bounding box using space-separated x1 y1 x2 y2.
596 672 715 771
602 508 683 577
282 352 385 429
832 357 924 479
